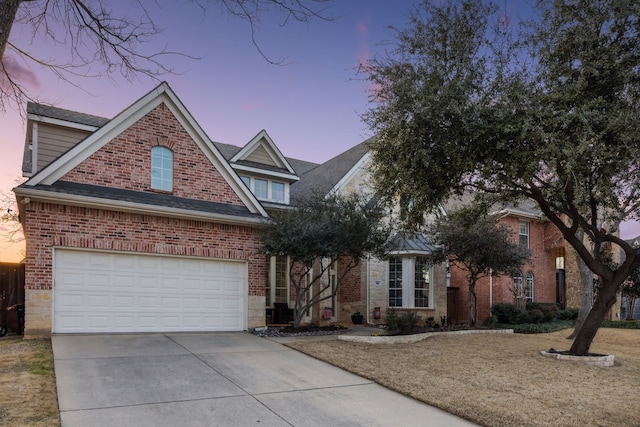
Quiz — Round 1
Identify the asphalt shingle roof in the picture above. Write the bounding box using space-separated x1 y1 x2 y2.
22 181 263 220
290 137 373 200
386 232 437 254
27 102 110 128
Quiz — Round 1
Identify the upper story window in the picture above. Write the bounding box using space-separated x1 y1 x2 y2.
254 178 268 199
239 175 288 203
271 182 285 202
519 221 529 248
151 146 173 191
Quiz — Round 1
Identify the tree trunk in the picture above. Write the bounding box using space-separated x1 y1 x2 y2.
569 279 618 355
628 296 637 321
468 282 476 327
0 0 22 59
567 249 594 339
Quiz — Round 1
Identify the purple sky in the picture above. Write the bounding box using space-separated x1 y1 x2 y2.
1 1 638 260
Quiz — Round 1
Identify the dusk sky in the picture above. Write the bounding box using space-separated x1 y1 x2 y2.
1 0 639 261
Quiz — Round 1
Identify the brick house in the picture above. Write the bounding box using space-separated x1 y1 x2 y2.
447 203 563 326
16 83 607 337
15 84 276 336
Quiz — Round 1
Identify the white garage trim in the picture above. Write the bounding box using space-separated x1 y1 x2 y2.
53 248 247 333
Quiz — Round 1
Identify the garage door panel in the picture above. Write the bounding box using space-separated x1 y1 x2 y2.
54 250 247 333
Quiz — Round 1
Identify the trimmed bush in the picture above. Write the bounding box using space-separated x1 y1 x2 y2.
558 307 579 320
529 309 544 324
601 320 640 329
511 320 575 334
491 303 525 324
527 303 560 322
483 315 498 328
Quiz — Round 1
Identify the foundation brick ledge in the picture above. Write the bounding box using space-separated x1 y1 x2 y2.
339 328 514 344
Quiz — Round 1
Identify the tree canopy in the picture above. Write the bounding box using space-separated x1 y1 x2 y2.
363 0 640 355
260 192 389 327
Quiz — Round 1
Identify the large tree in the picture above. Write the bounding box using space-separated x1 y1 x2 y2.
363 0 640 355
260 192 389 327
430 206 530 327
0 0 332 111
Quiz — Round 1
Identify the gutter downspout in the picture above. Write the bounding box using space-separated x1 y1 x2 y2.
366 256 371 324
489 268 493 315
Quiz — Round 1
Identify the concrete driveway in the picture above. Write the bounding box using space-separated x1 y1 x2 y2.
52 332 477 426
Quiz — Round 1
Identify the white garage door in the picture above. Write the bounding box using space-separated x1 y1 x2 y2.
53 249 247 333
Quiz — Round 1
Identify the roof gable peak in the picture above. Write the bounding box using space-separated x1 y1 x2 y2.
231 130 296 174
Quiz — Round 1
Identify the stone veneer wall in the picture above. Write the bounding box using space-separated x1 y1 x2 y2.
365 257 448 326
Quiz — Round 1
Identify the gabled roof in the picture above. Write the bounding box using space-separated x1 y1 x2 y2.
19 82 268 218
213 141 318 176
229 130 299 181
290 138 372 200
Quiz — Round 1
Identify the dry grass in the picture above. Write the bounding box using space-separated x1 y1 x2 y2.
0 338 60 427
288 328 640 427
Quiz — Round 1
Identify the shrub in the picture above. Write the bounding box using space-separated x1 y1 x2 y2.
527 303 560 322
529 309 544 324
558 307 579 320
512 320 574 334
601 320 640 329
425 316 436 328
491 303 525 324
483 315 498 328
385 309 420 335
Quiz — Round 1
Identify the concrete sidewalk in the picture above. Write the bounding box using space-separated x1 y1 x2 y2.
53 332 478 426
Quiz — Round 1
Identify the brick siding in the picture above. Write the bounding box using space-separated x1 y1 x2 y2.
23 202 266 296
63 102 244 206
451 216 558 324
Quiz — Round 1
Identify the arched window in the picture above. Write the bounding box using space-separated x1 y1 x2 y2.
513 271 523 298
525 272 534 303
151 146 173 191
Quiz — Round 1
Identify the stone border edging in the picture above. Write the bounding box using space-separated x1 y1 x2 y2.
539 351 615 367
338 328 514 344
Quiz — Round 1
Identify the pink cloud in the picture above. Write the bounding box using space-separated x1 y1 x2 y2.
355 17 371 66
243 97 264 112
0 55 40 89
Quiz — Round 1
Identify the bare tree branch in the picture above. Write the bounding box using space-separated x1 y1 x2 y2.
0 0 334 112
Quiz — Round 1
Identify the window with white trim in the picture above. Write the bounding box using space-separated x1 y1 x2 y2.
271 182 285 202
414 256 430 308
151 146 173 191
513 270 523 298
519 221 529 248
240 176 288 203
254 178 268 199
525 271 534 303
388 256 434 308
388 256 403 307
266 255 289 307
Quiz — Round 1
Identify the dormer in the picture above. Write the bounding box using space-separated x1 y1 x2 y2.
229 130 300 205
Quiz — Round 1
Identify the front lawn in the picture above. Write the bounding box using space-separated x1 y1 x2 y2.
0 339 60 426
288 328 640 427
